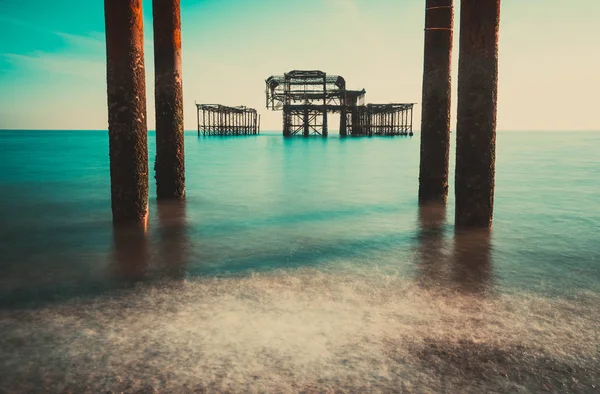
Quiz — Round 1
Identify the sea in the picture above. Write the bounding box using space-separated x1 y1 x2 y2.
1 130 599 392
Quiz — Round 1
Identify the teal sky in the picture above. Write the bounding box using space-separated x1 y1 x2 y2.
0 0 599 131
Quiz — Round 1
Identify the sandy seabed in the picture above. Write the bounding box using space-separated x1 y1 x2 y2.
1 267 599 394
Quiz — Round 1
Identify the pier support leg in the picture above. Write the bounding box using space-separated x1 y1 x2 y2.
340 108 347 137
196 105 200 136
153 0 185 200
455 0 500 228
351 109 360 136
283 109 291 136
303 107 310 137
322 110 328 137
104 0 149 224
409 106 414 136
418 0 454 204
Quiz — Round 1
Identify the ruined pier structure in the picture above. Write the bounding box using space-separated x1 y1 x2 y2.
266 70 414 137
196 104 260 136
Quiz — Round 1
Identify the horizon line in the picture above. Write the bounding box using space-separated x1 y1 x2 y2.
1 129 599 133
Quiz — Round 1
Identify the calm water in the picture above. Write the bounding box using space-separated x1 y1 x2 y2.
0 130 599 305
2 130 600 392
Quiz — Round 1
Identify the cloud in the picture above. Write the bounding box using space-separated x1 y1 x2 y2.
54 32 105 51
0 14 105 55
0 15 43 31
3 52 105 79
0 15 108 80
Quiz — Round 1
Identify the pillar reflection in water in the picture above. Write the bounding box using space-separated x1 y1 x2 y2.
451 228 493 294
111 223 150 282
156 199 189 280
415 202 448 289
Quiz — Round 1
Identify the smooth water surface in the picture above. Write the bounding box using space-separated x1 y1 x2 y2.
2 130 600 392
0 130 599 305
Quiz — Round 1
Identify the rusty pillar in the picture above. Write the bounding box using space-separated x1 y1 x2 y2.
418 0 454 204
455 0 500 228
104 0 149 224
153 0 185 200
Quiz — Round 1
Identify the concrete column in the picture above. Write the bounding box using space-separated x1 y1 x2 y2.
455 0 501 228
153 0 185 199
418 0 454 204
104 0 149 224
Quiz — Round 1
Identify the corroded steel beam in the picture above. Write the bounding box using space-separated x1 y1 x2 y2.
104 0 149 224
153 0 185 200
455 0 501 228
418 0 454 204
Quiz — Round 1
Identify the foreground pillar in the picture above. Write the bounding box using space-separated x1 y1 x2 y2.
104 0 149 224
153 0 185 199
418 0 453 204
455 0 501 228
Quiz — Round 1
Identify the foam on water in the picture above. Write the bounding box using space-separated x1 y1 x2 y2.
2 266 599 393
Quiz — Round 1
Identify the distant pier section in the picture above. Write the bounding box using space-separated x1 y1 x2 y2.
196 104 260 136
265 70 415 137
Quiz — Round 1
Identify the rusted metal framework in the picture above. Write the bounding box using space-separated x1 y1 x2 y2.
265 70 414 137
345 104 414 136
196 104 260 136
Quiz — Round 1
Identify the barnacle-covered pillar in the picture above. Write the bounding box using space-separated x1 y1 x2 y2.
455 0 501 228
418 0 454 204
153 0 185 200
104 0 149 224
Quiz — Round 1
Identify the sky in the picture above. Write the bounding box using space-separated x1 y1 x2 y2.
0 0 599 131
